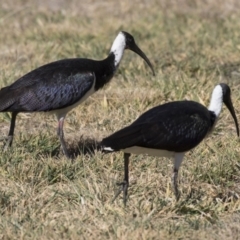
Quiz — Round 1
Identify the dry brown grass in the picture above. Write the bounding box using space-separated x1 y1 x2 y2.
1 0 240 239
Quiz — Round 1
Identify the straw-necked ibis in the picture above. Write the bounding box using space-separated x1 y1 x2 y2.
0 31 155 158
101 83 239 205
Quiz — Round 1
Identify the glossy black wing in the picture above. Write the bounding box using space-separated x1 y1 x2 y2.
102 101 215 152
4 58 95 90
0 72 95 112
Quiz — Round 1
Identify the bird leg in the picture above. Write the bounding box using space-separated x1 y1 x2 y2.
172 153 185 201
57 117 70 159
2 112 18 151
172 168 180 201
112 153 130 206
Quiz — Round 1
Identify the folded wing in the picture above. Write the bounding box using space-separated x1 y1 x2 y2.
102 101 214 153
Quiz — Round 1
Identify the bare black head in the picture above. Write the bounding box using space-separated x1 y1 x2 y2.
219 83 239 136
208 83 239 136
121 31 139 50
110 31 155 76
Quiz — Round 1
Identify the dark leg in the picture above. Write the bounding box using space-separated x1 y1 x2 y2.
172 168 180 201
57 117 70 159
3 112 18 151
112 153 130 206
172 153 185 201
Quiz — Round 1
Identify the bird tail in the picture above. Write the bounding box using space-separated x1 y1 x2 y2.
101 146 115 153
0 86 16 111
100 124 142 153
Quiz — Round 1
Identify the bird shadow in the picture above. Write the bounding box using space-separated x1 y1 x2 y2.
0 135 102 161
66 136 102 159
44 135 102 160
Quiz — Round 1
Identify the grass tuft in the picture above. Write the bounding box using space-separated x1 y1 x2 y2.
0 0 240 239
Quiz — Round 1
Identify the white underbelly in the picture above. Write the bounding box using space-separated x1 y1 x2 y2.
51 78 96 119
121 146 175 158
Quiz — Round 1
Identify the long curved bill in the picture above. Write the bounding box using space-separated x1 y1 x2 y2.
130 43 155 76
225 97 239 136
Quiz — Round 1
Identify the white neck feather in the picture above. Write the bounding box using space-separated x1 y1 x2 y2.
110 32 126 67
208 84 223 117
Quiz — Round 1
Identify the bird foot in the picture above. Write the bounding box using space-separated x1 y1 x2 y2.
0 136 13 152
172 171 181 201
112 180 129 206
0 136 8 142
62 148 71 159
58 134 72 159
174 188 181 201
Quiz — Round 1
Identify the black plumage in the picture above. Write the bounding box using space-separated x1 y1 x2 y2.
101 83 239 205
0 31 155 158
0 68 95 112
102 101 216 153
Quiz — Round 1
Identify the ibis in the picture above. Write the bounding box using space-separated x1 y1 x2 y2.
101 83 239 205
0 31 155 158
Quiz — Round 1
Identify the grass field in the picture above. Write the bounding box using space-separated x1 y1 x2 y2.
1 0 240 239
